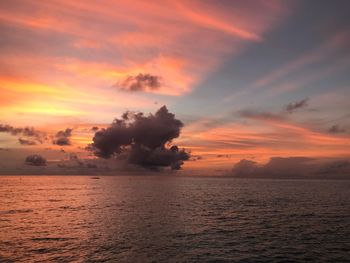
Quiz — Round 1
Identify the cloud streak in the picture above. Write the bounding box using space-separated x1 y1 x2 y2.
285 98 309 113
180 110 350 169
238 110 285 121
0 0 290 98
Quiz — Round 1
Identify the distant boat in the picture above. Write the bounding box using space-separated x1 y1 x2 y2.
91 176 100 179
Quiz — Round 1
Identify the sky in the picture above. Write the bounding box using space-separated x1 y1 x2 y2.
0 0 349 175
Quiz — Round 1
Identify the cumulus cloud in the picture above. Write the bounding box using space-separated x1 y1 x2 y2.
285 98 309 113
53 128 73 146
25 154 47 166
116 73 161 92
328 124 346 133
232 157 350 178
89 106 190 170
0 124 45 144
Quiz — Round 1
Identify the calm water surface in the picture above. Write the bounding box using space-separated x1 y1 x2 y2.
0 176 349 262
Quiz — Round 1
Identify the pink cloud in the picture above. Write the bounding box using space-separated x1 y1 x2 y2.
0 0 291 96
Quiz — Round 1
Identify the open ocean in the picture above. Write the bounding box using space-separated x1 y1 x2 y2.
0 176 349 262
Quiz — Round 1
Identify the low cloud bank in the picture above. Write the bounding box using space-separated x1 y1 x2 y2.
0 124 46 144
89 106 190 170
0 124 74 146
232 157 350 178
25 154 47 166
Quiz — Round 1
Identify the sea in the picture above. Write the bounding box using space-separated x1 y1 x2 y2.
0 176 349 262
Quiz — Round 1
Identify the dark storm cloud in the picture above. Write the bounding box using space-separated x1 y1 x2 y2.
0 124 45 144
232 157 350 178
116 73 161 92
285 98 309 113
53 128 73 146
328 124 346 133
128 144 189 170
89 106 190 170
25 154 47 166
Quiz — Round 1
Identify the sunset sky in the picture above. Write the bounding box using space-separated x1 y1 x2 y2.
0 0 349 174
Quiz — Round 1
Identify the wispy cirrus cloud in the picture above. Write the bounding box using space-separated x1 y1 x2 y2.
237 98 309 121
238 110 285 121
0 0 291 98
179 110 350 169
253 31 350 89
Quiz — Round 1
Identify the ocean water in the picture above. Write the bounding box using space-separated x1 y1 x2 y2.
0 176 349 263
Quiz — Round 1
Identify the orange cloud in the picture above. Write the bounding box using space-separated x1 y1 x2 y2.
0 76 157 126
0 0 302 167
178 116 350 168
0 0 290 97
